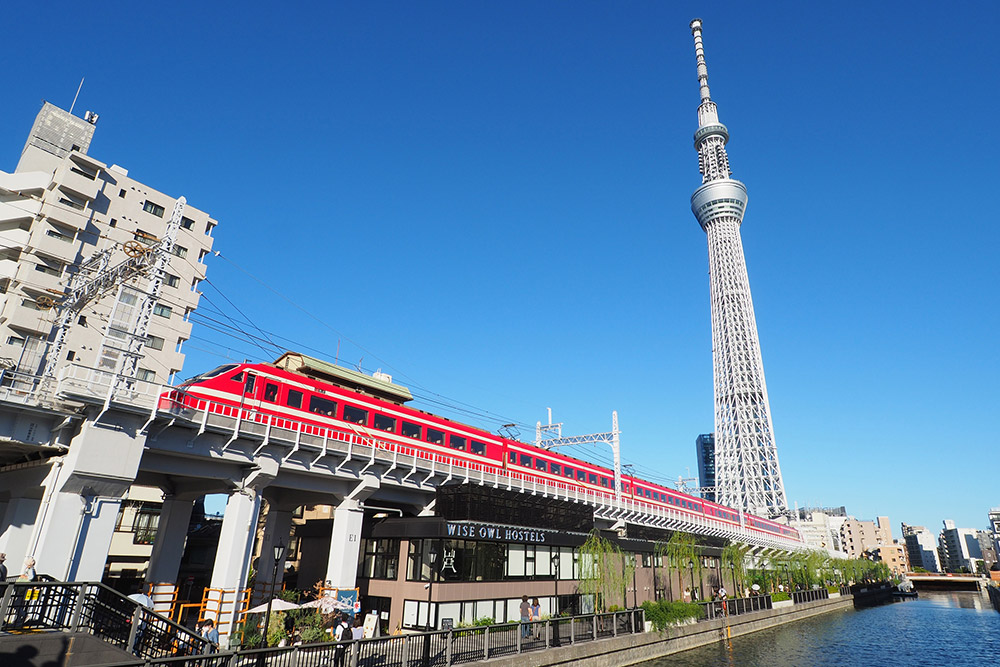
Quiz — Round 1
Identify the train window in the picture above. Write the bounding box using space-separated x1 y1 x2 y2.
652 492 659 501
373 414 396 432
287 390 303 409
426 428 445 445
550 463 561 476
343 405 368 425
231 372 244 382
535 458 547 472
576 469 586 481
402 421 422 439
588 473 597 485
564 466 574 478
309 395 337 417
243 374 256 395
600 477 609 488
263 383 278 402
645 489 652 499
520 454 532 467
508 452 516 463
623 484 630 494
471 441 487 455
449 435 466 451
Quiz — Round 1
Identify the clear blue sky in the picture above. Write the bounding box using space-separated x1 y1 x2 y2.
4 2 998 538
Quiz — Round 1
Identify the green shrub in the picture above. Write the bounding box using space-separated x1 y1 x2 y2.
640 600 705 632
826 585 839 594
771 591 791 602
266 611 286 647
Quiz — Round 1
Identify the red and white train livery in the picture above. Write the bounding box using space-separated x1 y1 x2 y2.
160 352 800 543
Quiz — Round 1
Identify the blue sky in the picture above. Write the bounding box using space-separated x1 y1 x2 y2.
4 2 998 537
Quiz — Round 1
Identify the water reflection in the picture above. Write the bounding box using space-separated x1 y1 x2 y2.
641 591 999 666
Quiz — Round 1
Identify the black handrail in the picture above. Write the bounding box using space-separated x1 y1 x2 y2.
0 580 211 659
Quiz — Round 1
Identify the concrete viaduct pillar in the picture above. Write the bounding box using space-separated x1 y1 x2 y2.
324 475 379 591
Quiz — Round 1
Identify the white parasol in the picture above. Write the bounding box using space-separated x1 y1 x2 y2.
751 584 761 591
128 593 155 609
244 598 302 615
301 597 353 613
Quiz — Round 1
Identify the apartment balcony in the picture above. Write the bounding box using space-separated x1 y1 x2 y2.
4 301 55 336
0 258 18 282
0 198 41 227
55 165 101 201
29 230 79 263
0 170 50 195
41 200 90 230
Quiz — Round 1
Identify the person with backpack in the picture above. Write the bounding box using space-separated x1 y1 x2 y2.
333 614 351 666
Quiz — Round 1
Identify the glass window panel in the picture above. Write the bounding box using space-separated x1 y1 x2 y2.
308 395 337 416
287 390 303 409
535 458 547 472
402 421 422 438
426 428 445 445
519 454 532 467
471 441 487 455
507 544 525 576
263 383 278 402
449 435 466 450
343 404 368 425
373 414 396 432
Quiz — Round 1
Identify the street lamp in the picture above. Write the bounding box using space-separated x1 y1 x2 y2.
422 542 439 667
688 559 695 600
551 552 561 647
729 562 736 597
631 554 639 609
262 542 285 647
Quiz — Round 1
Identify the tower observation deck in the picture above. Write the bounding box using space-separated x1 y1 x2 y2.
688 19 788 518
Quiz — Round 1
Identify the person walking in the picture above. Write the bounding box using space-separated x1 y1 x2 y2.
12 557 37 627
530 598 541 639
519 596 531 638
0 552 8 582
201 618 219 653
333 614 350 667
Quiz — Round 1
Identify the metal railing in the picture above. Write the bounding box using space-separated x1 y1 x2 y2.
93 609 645 667
791 588 830 604
0 580 210 659
698 594 774 620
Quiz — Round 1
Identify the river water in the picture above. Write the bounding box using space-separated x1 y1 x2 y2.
641 591 999 666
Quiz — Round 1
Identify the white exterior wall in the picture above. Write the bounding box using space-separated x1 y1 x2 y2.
0 103 216 384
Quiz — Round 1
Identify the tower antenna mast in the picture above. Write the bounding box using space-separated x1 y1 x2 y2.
688 19 788 517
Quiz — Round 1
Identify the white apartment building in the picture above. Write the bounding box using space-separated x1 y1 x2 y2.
901 523 941 572
0 102 215 386
938 519 983 573
792 510 847 557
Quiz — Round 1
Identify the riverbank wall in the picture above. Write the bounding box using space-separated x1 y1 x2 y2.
483 594 854 667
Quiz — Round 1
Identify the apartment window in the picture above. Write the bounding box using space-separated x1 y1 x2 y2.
59 196 85 211
180 216 195 230
66 351 76 361
46 228 74 243
206 221 216 237
35 263 62 277
137 369 156 382
199 249 209 262
70 166 96 180
119 189 126 198
153 304 172 318
143 201 165 217
191 278 201 292
145 335 164 351
133 507 160 545
172 245 188 258
109 218 117 227
164 274 180 288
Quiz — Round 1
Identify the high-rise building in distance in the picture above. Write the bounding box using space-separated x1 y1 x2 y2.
688 19 788 517
695 433 716 502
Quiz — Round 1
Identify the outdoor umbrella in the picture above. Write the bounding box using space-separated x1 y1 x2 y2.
245 598 302 614
128 593 155 609
301 597 353 613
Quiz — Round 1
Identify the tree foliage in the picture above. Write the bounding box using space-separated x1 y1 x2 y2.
578 530 634 611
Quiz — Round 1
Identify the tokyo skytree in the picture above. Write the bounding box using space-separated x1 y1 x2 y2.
688 19 788 517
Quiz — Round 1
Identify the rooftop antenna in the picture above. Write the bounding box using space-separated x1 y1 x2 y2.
69 77 85 116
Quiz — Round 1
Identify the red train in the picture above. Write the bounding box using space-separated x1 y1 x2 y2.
161 352 800 543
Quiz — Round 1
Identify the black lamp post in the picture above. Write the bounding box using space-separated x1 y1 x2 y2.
551 552 561 647
262 542 285 647
422 542 439 667
729 562 736 597
687 559 695 600
631 555 638 609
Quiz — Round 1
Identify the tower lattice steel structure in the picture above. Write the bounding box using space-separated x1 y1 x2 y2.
688 19 788 517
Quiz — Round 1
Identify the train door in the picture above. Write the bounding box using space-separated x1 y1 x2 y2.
240 370 263 412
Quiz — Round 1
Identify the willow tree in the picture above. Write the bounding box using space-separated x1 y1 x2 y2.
578 531 634 612
721 542 751 594
666 532 700 599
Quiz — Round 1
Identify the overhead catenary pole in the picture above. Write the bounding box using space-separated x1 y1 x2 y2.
538 410 622 503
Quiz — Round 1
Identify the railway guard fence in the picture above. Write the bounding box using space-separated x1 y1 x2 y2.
62 609 646 667
51 362 804 552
